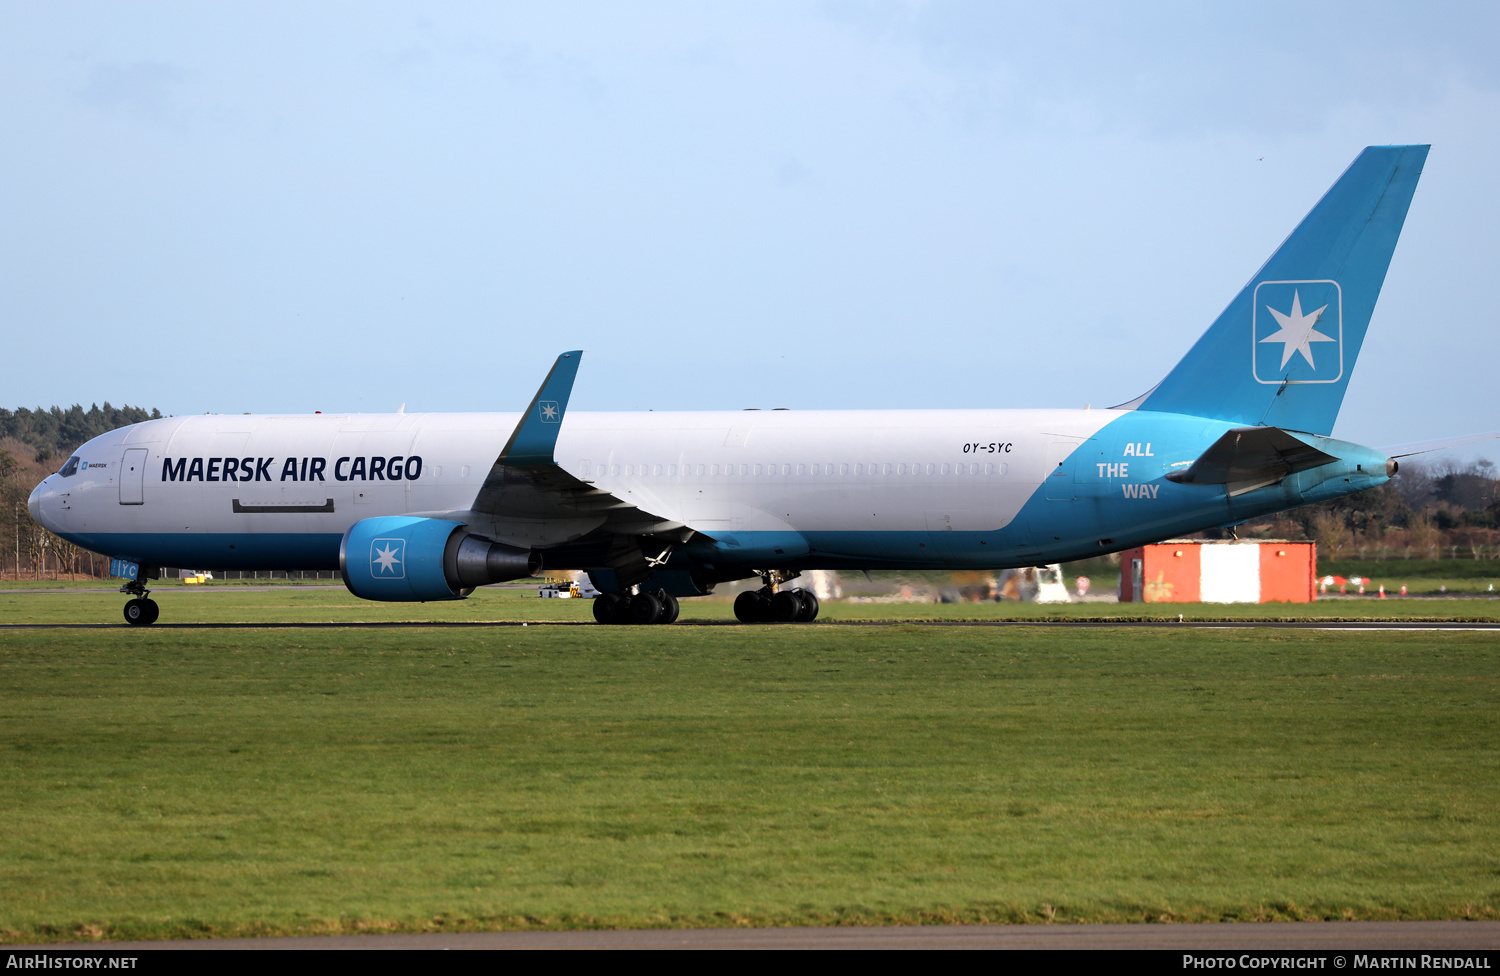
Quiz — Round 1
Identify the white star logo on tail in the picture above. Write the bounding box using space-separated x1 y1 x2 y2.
1260 289 1335 370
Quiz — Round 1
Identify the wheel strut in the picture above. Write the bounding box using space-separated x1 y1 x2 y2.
120 579 158 626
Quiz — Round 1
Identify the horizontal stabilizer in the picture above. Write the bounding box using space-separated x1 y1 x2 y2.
1380 431 1500 459
1167 426 1339 496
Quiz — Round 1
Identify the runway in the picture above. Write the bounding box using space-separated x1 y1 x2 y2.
2 619 1499 630
21 920 1500 950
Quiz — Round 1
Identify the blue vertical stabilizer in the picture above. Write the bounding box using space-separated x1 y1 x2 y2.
1135 145 1428 435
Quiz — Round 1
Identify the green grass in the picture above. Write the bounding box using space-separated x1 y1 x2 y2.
0 615 1497 942
1317 559 1500 595
1320 558 1500 580
3 584 1500 627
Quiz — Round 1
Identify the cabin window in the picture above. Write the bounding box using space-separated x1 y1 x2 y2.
754 464 762 475
796 464 805 475
897 463 906 475
984 463 994 475
696 464 705 476
782 464 791 475
840 464 848 476
926 463 935 475
854 464 863 475
739 464 748 475
668 464 676 476
940 463 949 475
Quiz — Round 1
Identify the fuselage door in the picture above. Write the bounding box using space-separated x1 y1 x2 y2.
120 448 147 505
1044 441 1076 501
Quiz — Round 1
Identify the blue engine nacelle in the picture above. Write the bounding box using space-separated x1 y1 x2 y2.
340 516 541 602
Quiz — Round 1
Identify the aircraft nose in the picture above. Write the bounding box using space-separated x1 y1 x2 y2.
28 479 53 531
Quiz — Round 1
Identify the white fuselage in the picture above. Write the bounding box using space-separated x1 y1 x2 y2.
31 407 1156 573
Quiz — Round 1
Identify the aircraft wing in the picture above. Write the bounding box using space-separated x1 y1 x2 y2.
463 352 696 565
1166 426 1339 497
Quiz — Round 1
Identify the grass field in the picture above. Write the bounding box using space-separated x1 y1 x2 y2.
1 589 1498 942
3 583 1500 627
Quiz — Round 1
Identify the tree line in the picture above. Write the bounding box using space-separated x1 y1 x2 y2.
0 403 162 465
1 404 161 579
1240 458 1500 560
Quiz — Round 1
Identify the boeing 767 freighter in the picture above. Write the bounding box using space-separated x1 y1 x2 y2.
30 145 1467 625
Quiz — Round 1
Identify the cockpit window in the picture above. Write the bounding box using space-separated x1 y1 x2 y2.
58 457 80 478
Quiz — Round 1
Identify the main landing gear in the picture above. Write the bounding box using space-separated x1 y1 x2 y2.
592 589 681 626
120 580 159 626
733 586 820 623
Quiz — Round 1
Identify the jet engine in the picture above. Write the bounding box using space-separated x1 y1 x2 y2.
340 515 541 602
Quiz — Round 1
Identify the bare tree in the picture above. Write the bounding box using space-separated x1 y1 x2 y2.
1407 512 1442 560
1311 510 1353 559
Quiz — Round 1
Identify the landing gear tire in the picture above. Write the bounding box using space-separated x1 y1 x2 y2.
629 592 663 625
123 598 158 626
771 589 805 623
591 596 633 626
656 592 680 625
733 590 762 623
795 589 819 622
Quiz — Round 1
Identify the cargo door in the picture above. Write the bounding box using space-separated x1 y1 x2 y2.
120 449 147 505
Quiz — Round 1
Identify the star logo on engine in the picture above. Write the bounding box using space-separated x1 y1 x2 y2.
370 540 404 577
1252 279 1343 385
539 400 560 423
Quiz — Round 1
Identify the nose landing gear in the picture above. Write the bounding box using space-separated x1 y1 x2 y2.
120 579 159 626
123 598 159 626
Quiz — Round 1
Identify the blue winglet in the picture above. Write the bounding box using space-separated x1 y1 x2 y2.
497 351 583 467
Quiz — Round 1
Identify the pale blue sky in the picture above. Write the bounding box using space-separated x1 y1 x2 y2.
2 2 1497 460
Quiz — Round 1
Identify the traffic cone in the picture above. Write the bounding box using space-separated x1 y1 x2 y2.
1400 585 1407 596
1378 585 1385 599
